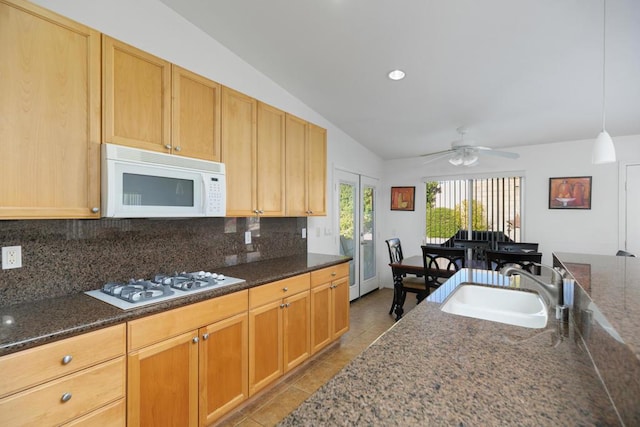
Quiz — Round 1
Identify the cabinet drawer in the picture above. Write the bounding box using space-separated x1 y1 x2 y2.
0 324 125 398
64 398 125 426
249 274 310 308
0 356 125 426
128 290 248 351
310 263 349 288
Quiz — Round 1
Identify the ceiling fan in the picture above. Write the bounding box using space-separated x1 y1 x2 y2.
421 127 519 167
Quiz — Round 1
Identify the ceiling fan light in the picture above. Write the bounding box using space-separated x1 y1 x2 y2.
463 154 479 166
592 130 616 164
449 155 463 166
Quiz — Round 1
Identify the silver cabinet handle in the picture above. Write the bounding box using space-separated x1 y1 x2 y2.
61 393 72 403
164 144 172 149
331 272 337 276
62 355 73 365
192 337 199 344
91 207 99 213
286 302 291 307
174 146 181 152
202 333 209 340
283 287 288 292
280 303 286 308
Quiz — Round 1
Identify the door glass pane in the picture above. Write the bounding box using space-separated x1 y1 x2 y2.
361 185 375 281
339 182 356 286
123 173 194 207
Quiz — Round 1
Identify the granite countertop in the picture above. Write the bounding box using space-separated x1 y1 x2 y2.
0 253 349 357
280 268 620 426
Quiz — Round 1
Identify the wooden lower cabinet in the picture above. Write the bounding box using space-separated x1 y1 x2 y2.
310 263 350 354
126 291 248 427
248 275 311 396
0 324 126 426
199 312 248 426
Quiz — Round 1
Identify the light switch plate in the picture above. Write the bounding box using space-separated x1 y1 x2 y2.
302 228 307 239
2 246 22 269
244 231 252 244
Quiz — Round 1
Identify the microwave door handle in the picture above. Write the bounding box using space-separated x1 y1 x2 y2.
202 175 207 212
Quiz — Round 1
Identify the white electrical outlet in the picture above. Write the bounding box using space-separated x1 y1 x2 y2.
302 228 307 239
244 231 252 244
2 246 22 269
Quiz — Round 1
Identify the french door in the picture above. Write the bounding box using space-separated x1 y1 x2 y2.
335 170 378 301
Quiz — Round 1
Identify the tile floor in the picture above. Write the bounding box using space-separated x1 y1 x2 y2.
217 287 419 427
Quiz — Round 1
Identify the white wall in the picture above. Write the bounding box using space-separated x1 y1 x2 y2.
33 0 384 256
378 135 640 288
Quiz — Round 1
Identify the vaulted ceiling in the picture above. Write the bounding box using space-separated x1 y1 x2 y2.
159 0 640 160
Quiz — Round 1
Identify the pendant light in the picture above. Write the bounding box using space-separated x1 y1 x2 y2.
592 0 616 164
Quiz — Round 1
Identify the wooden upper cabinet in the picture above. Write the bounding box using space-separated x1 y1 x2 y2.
172 65 221 161
256 102 286 216
307 123 327 216
102 35 172 153
0 0 101 219
285 115 327 216
221 87 257 216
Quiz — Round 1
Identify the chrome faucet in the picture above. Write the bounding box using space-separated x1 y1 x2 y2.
499 263 565 309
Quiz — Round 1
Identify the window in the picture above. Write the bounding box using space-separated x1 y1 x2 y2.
425 176 522 245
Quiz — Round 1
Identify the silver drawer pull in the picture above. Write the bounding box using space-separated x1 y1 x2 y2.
61 392 72 403
280 303 286 308
331 272 337 276
192 337 199 344
283 287 289 292
62 355 73 365
202 333 209 340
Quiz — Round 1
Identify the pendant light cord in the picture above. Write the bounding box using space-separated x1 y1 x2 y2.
601 0 607 131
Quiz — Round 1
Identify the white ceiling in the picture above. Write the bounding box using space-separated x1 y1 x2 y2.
158 0 640 160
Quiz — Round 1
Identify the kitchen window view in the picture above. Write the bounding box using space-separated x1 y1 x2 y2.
424 176 522 244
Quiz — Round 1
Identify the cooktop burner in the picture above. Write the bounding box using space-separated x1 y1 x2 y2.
85 271 245 310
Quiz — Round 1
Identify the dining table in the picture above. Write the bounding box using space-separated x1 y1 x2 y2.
389 255 461 320
389 254 488 320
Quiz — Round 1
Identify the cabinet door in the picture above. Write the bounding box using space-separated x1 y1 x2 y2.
285 114 308 216
332 276 350 338
248 300 283 396
256 102 286 216
199 312 248 426
127 331 198 427
172 65 221 161
221 87 257 216
283 290 310 373
103 35 171 153
0 0 100 219
310 282 332 354
307 123 327 216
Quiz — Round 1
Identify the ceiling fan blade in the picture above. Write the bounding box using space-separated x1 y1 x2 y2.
421 150 455 165
479 149 520 159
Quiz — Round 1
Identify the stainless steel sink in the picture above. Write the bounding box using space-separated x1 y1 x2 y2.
440 283 548 329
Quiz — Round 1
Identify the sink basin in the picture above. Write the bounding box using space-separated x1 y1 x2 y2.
441 283 548 329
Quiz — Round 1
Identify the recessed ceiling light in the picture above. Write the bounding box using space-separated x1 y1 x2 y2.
388 69 405 81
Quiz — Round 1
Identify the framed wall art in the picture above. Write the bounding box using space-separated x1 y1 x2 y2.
391 186 415 211
548 176 592 209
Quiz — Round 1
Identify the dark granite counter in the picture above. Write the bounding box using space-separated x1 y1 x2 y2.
279 266 622 426
0 253 349 356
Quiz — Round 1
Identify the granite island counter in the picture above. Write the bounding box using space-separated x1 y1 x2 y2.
279 267 622 426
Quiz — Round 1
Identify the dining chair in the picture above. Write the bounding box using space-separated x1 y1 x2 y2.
421 245 466 291
496 242 539 253
451 239 491 266
385 238 429 314
485 250 542 274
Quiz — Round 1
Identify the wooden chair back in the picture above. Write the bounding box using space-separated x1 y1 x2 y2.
385 238 404 264
421 245 466 289
486 250 542 274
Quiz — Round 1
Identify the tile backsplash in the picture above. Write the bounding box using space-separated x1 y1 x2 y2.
0 217 307 306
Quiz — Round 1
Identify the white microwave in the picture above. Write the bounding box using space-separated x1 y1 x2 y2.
101 144 226 218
